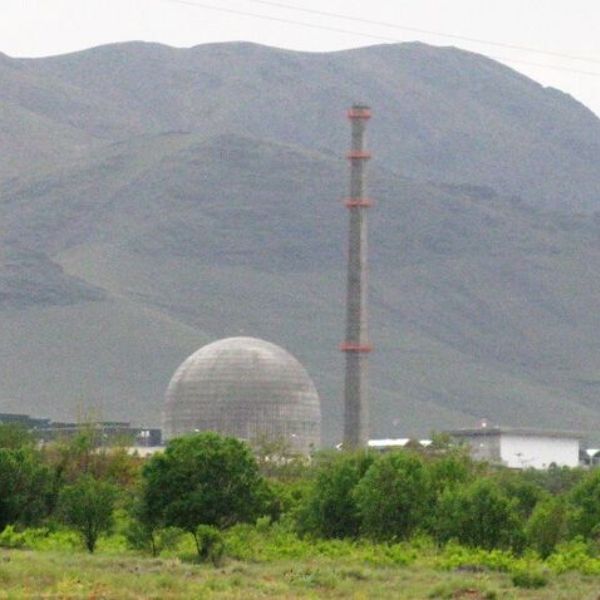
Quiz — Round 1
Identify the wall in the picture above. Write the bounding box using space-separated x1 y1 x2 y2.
500 435 579 469
460 434 501 463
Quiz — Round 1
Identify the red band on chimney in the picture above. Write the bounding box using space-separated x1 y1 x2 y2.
340 342 373 353
344 198 374 207
347 108 372 120
346 151 372 160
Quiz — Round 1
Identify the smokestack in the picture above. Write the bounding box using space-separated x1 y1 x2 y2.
341 104 372 448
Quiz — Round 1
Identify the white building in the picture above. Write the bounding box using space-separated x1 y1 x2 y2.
366 438 432 450
447 427 582 470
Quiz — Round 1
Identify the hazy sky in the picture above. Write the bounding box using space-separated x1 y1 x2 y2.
2 0 599 115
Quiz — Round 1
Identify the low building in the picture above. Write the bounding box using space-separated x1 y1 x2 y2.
446 426 582 469
0 412 161 447
0 412 51 429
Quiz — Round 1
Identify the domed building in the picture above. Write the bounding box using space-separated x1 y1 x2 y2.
163 337 321 453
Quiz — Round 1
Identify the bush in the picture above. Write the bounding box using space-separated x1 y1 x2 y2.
354 451 429 541
124 517 183 557
0 447 52 529
434 478 524 551
296 450 375 539
194 525 225 566
493 470 547 520
546 538 600 575
522 464 585 495
511 567 548 588
568 469 600 539
436 542 518 572
526 496 570 557
0 525 26 548
427 451 474 497
428 580 498 599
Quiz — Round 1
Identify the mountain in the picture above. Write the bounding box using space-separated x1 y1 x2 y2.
1 41 600 443
4 41 600 210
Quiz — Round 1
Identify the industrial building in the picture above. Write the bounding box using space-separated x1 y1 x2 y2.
163 336 321 454
447 426 582 469
0 412 161 446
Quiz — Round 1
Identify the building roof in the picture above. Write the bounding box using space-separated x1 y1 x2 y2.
446 427 584 440
367 438 432 448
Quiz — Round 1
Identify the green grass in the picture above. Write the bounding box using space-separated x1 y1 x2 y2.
1 549 599 599
1 532 600 600
2 523 600 598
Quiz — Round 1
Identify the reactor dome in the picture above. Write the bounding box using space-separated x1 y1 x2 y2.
163 337 321 453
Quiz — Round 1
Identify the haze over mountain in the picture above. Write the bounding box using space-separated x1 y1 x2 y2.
2 41 600 443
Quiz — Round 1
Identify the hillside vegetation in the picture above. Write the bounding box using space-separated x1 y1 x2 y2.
1 42 600 440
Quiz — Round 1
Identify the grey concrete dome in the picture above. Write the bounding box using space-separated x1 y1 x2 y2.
163 337 321 453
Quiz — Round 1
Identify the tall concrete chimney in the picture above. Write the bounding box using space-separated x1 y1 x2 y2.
341 104 372 448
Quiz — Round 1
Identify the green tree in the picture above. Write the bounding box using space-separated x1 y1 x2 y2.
354 451 430 541
59 475 117 552
526 496 570 557
493 470 547 519
141 432 271 557
427 451 474 496
523 465 585 496
0 447 52 529
568 469 600 539
297 450 375 538
434 478 524 550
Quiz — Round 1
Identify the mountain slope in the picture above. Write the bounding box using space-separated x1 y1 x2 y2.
2 42 600 441
3 131 600 441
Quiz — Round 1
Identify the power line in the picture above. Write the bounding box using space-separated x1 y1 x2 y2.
160 0 600 78
244 0 600 66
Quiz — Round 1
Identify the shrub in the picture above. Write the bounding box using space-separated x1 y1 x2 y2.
436 542 518 572
526 496 569 557
0 447 52 529
427 579 498 599
296 450 375 539
434 478 524 551
493 470 547 520
124 517 183 557
0 525 26 548
427 451 474 497
354 451 429 541
511 567 548 588
194 525 225 566
546 538 600 575
568 469 600 539
522 464 585 496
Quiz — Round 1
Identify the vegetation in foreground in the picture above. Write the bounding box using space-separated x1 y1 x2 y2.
2 532 600 599
2 424 600 597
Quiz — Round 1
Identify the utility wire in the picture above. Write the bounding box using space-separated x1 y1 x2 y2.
161 0 600 78
244 0 600 66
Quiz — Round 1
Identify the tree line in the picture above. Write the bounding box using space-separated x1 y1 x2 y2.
1 424 600 561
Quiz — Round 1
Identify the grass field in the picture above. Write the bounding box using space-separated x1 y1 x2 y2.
1 548 600 599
